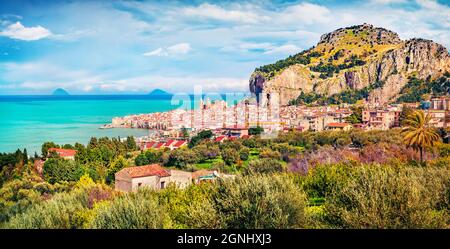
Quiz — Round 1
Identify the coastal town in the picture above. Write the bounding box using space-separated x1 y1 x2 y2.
102 95 450 151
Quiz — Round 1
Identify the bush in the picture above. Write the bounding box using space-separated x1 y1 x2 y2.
212 174 308 228
157 184 219 229
324 165 449 228
88 189 171 229
221 148 240 166
165 148 199 169
259 148 282 160
244 159 284 175
301 163 354 199
239 147 250 161
5 182 113 228
135 149 163 166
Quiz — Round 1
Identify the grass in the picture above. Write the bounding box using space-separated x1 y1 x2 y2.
193 158 223 170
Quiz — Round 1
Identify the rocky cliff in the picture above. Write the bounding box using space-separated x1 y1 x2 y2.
249 24 450 105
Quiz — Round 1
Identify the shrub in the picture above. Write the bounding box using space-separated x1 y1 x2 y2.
244 159 283 175
259 148 282 160
324 165 449 228
88 189 171 229
157 184 219 229
165 148 199 169
239 147 250 161
221 148 240 166
301 163 354 199
5 183 113 229
213 174 307 228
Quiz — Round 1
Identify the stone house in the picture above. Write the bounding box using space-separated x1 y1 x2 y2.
115 164 192 192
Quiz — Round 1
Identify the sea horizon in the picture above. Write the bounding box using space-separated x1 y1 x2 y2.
0 94 248 154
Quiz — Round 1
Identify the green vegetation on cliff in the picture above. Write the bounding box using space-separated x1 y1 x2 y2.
396 73 450 103
289 81 385 105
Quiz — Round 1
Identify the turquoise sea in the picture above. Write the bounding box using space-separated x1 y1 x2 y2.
0 94 247 154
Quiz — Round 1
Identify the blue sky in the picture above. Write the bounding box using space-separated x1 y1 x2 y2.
0 0 449 94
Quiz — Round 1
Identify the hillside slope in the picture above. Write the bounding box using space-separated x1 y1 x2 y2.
249 24 450 105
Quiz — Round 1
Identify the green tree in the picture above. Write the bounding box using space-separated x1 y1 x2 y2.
399 106 414 126
165 148 199 169
43 158 82 184
221 148 239 166
125 136 137 151
401 110 440 162
41 142 59 157
106 156 129 184
188 130 213 148
248 126 264 135
345 105 363 124
239 147 250 161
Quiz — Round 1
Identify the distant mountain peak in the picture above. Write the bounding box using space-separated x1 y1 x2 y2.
149 89 171 96
52 88 69 96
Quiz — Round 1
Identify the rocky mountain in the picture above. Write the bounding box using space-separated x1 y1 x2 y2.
249 24 450 106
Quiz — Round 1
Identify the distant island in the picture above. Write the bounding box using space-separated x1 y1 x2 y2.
148 89 171 96
52 88 70 96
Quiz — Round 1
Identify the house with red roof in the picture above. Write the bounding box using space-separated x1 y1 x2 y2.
115 164 192 192
47 148 77 160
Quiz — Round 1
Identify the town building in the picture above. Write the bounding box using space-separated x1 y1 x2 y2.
430 97 450 111
362 108 401 130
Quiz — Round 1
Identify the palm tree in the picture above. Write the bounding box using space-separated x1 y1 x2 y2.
401 110 440 162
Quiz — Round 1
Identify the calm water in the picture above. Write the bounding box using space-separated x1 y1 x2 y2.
0 95 181 154
0 94 247 154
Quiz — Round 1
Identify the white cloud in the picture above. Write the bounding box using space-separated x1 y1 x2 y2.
278 3 331 25
221 42 301 55
263 44 302 55
370 0 407 4
143 43 191 57
0 22 51 41
182 3 269 24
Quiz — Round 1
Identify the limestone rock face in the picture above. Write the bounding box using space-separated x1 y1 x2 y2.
249 24 450 106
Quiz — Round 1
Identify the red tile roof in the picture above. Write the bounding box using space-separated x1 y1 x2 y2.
118 164 170 178
48 148 77 157
214 136 226 142
164 139 175 147
172 140 186 148
154 142 165 149
144 142 155 149
327 122 351 128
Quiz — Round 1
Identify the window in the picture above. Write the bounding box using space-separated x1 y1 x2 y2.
138 183 142 187
160 181 165 189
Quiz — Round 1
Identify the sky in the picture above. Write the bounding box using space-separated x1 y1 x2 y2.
0 0 449 95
